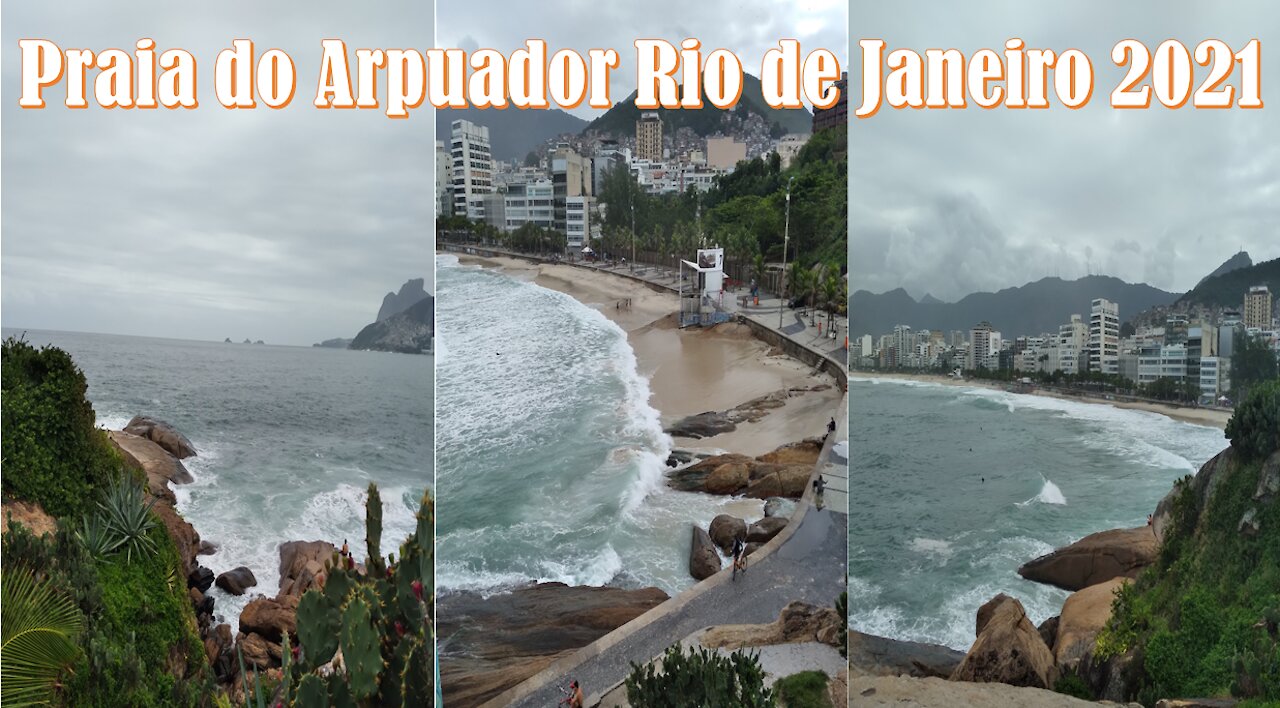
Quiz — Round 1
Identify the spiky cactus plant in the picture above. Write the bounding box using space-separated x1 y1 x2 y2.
278 482 434 707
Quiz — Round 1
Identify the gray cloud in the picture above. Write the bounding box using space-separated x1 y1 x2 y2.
850 0 1279 301
437 0 848 119
2 0 433 345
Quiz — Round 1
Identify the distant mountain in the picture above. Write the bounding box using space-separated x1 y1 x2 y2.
436 107 588 163
312 338 352 349
585 73 813 139
378 278 429 322
1196 251 1253 287
1177 256 1280 309
851 275 1180 338
919 293 944 305
351 296 434 355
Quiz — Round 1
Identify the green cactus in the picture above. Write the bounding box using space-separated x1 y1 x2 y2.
277 485 434 706
365 483 384 578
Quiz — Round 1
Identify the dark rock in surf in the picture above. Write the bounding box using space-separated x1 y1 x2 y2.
708 514 747 551
215 566 258 596
746 516 787 543
689 525 721 580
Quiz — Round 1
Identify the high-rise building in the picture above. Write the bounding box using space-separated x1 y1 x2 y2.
450 120 493 220
434 140 451 218
552 145 592 249
1089 298 1120 374
1058 314 1086 374
812 72 848 133
636 112 663 161
1244 285 1273 329
967 321 1000 370
502 180 554 231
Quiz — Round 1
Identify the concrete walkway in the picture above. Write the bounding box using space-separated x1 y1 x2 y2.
488 392 850 708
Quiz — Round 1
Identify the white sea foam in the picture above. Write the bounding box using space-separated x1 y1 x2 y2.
909 537 955 558
1018 476 1067 506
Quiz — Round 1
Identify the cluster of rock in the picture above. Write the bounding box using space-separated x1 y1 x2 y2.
667 439 822 498
664 385 831 439
699 600 844 650
688 505 789 581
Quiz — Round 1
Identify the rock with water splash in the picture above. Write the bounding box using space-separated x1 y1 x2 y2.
1017 526 1156 592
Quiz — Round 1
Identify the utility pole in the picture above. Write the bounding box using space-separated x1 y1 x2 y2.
779 176 793 330
630 192 636 273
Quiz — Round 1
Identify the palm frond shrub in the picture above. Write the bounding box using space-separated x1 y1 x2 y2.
76 513 120 561
1 565 85 706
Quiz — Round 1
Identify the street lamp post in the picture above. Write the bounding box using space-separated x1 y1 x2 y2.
779 176 793 330
630 195 636 273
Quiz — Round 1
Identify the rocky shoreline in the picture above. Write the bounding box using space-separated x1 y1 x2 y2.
850 445 1279 706
106 415 355 696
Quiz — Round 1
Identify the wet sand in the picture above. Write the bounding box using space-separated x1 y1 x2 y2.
852 370 1231 429
458 255 841 456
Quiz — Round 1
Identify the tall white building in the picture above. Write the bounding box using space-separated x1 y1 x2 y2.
434 140 450 218
564 196 590 251
450 119 493 220
502 180 554 231
1089 298 1120 375
967 322 1001 370
1058 314 1086 374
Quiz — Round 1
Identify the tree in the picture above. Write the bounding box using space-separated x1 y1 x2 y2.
1 567 85 706
1231 330 1279 401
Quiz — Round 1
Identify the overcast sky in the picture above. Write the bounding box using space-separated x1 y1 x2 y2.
437 0 848 120
850 1 1278 301
2 1 432 346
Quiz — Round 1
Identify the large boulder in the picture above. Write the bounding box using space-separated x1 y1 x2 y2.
124 415 197 459
689 526 721 580
239 595 299 643
204 623 235 680
746 516 788 543
153 502 202 578
1154 447 1235 542
236 632 281 671
187 566 214 593
757 438 823 465
109 430 193 488
215 567 258 596
950 594 1057 689
706 462 751 495
708 514 746 552
1017 527 1156 591
277 540 338 597
1053 577 1128 670
745 464 812 498
668 453 752 493
665 411 737 439
848 631 967 679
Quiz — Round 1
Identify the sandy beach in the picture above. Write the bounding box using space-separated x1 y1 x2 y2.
851 370 1231 429
457 254 842 456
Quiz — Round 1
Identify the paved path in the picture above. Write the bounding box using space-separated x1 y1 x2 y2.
493 394 850 708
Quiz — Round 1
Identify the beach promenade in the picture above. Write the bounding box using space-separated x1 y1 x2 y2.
483 393 849 708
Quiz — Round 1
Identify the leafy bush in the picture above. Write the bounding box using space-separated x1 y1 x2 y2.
1053 672 1092 700
2 337 123 517
835 592 847 659
1 565 85 706
774 670 831 707
625 644 775 707
1101 387 1280 703
1225 377 1280 461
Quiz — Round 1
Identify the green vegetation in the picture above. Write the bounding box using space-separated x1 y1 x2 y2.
1 565 85 706
774 671 831 707
1097 381 1280 705
585 74 813 138
1 338 210 706
1052 673 1093 700
626 643 775 707
265 482 434 706
1232 330 1280 403
2 337 123 518
835 592 847 659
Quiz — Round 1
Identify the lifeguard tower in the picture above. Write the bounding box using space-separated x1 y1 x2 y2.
678 247 732 328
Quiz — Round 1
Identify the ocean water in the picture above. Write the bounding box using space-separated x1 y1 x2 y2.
3 328 432 622
848 377 1228 651
435 254 745 597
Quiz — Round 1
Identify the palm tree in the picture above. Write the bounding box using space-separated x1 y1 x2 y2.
786 261 806 311
1 567 84 706
821 272 841 328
